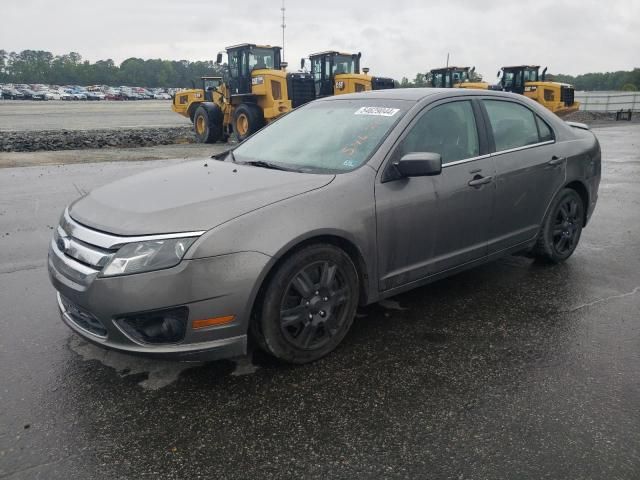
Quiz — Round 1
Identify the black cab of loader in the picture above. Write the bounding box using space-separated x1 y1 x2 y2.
430 67 471 88
308 51 361 97
215 44 315 109
217 44 283 97
499 65 546 94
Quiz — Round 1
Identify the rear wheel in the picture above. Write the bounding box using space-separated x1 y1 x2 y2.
533 188 584 263
232 103 264 142
193 104 222 144
254 245 359 364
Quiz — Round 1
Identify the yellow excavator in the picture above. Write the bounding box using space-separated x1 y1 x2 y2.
304 51 395 98
430 66 490 89
172 43 313 143
498 65 579 116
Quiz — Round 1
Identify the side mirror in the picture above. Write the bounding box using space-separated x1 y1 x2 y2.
216 53 223 64
300 58 305 69
541 66 547 81
393 152 442 178
497 71 501 78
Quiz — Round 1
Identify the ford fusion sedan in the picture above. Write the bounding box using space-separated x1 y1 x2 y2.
48 89 601 364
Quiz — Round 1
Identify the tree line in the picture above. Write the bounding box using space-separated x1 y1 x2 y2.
552 69 640 91
0 50 225 87
1 49 638 91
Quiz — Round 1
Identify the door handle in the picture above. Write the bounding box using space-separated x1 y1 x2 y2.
548 156 565 166
468 175 493 187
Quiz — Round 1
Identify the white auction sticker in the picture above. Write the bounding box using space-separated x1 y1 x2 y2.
354 106 400 117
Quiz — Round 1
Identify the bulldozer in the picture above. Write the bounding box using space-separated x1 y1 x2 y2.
303 51 395 99
172 43 313 143
498 65 580 116
429 66 490 89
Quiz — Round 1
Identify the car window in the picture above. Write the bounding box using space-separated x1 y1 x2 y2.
536 115 554 142
393 100 479 165
483 100 541 151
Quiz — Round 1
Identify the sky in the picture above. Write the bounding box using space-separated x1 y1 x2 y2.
1 0 639 80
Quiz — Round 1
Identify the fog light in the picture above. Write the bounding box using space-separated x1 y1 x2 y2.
115 307 188 344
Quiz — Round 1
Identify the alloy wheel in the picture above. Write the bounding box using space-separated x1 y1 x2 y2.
279 261 351 350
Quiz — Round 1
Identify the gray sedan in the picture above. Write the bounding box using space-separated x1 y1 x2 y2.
48 89 601 364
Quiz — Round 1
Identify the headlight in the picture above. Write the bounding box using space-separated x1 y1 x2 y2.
101 237 197 277
252 76 265 86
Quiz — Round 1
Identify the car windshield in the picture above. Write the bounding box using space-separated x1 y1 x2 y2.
333 55 356 75
233 100 408 173
249 48 275 70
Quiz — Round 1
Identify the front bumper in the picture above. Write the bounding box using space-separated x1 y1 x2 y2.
48 234 270 361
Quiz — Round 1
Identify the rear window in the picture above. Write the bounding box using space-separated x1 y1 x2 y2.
483 100 542 152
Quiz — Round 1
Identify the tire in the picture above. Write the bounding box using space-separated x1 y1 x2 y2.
533 188 585 263
254 244 360 364
232 103 265 142
193 104 223 144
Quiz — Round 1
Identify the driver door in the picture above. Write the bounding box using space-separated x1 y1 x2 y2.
375 99 495 292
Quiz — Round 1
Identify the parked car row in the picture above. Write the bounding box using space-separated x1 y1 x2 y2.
0 83 175 101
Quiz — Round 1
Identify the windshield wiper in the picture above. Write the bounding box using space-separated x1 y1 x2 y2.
240 160 292 171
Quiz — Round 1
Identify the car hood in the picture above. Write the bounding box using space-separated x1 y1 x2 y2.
69 159 335 236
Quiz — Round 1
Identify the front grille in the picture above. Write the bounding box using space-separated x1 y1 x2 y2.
60 295 107 337
561 86 575 106
372 77 395 90
287 73 316 108
55 226 115 270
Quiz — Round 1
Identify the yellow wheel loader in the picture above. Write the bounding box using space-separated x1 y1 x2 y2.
430 66 490 89
172 43 312 143
498 65 580 116
303 51 395 99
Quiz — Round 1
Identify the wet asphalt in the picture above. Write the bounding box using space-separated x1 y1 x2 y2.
0 124 639 479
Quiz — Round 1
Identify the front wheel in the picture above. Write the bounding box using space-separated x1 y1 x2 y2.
254 245 359 364
533 188 585 263
232 103 264 142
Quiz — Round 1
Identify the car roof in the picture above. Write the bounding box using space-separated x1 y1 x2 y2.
316 88 515 103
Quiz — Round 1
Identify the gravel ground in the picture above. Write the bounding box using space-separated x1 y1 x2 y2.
563 110 639 124
0 126 196 152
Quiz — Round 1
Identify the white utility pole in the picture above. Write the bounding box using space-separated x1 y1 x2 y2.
281 0 287 61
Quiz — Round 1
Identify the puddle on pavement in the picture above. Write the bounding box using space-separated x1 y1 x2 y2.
68 336 258 390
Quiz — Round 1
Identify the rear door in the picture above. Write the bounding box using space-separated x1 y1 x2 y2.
375 98 494 291
480 99 565 253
